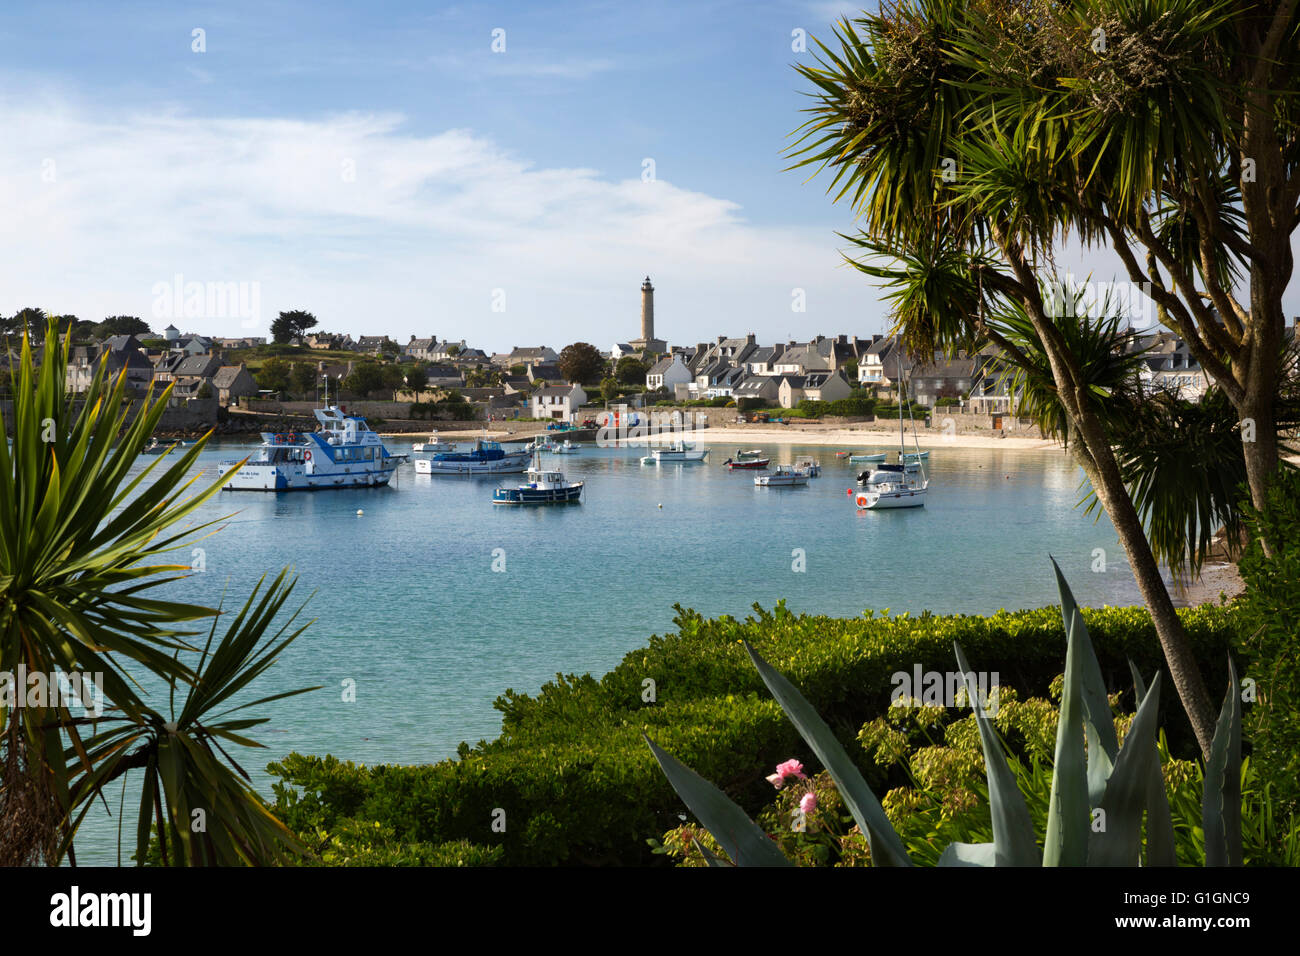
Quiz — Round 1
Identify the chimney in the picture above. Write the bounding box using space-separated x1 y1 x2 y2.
717 335 726 344
746 332 756 345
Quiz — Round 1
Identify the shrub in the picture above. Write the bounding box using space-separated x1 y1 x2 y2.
269 601 1236 866
1238 465 1300 815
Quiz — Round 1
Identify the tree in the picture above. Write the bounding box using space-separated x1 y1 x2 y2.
379 363 406 393
785 2 1300 754
290 362 318 397
257 357 291 393
343 362 384 397
196 381 213 400
4 307 47 340
404 366 428 401
1 319 312 865
600 377 621 403
616 356 648 385
270 310 318 344
93 316 152 339
558 342 605 385
445 343 461 357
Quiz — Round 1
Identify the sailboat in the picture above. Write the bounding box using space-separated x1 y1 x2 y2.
854 340 928 510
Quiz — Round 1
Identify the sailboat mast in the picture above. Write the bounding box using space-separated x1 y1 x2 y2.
897 335 903 451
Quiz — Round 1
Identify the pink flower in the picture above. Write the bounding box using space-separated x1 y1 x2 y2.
766 759 808 789
800 792 818 815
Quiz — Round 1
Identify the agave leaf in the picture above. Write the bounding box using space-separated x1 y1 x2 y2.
1129 660 1177 867
1089 674 1163 866
1043 594 1091 866
1051 557 1118 803
741 640 912 866
643 735 791 867
692 836 732 868
1203 656 1242 867
953 642 1039 866
938 842 997 867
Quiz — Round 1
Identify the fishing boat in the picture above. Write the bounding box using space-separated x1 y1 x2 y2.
849 452 887 463
723 449 770 469
641 441 708 464
755 465 810 487
793 456 821 477
221 405 407 491
552 439 581 454
492 456 584 504
415 438 531 475
853 341 929 510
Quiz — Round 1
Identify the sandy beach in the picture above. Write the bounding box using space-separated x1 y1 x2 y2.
415 422 1062 452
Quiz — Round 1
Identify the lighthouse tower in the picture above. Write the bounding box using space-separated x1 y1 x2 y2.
640 276 654 342
629 275 667 355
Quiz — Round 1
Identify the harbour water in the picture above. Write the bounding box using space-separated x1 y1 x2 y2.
73 436 1148 863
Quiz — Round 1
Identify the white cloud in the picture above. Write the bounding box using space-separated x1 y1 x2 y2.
0 93 889 348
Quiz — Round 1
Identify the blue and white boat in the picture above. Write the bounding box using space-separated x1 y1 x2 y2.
414 438 531 475
492 457 584 504
221 406 406 491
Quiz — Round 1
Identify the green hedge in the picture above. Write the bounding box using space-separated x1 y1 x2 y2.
269 601 1238 866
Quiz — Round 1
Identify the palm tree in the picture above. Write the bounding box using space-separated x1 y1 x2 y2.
0 319 315 865
785 3 1261 754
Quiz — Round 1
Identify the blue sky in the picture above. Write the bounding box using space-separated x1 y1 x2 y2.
2 0 1291 351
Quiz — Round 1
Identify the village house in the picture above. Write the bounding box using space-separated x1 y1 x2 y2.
908 356 977 407
645 353 692 392
777 370 852 408
530 383 588 422
405 336 439 361
212 364 259 406
65 336 154 394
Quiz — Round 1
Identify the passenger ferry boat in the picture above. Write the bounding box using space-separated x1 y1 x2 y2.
221 406 406 491
492 456 584 504
414 439 531 475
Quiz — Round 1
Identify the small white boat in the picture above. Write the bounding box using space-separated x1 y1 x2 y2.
755 465 810 487
902 450 930 461
853 465 927 508
641 441 708 464
793 456 821 477
412 433 457 455
552 439 581 454
849 452 887 463
415 439 531 475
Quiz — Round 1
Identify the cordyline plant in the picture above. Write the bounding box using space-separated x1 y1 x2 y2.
0 319 317 865
645 559 1243 866
787 0 1300 756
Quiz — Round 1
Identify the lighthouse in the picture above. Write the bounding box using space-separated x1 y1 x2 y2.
628 275 667 356
640 276 654 343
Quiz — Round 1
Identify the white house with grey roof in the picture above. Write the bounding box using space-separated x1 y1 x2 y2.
646 353 691 392
530 383 588 422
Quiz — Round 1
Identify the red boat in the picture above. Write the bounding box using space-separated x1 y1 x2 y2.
723 449 770 469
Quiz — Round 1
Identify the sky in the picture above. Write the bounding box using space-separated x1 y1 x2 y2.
1 0 1294 353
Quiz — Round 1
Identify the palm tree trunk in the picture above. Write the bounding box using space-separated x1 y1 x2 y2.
1073 417 1218 758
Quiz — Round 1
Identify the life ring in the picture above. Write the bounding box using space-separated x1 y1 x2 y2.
304 450 312 462
855 493 869 508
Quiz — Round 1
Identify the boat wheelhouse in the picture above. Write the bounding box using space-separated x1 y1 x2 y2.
221 406 405 491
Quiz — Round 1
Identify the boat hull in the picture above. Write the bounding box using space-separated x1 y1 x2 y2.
222 462 397 491
755 475 809 486
492 483 584 504
416 455 530 475
854 488 926 509
642 451 708 464
849 453 886 463
725 459 769 469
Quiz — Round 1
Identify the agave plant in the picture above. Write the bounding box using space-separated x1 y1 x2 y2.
0 319 316 865
645 558 1242 866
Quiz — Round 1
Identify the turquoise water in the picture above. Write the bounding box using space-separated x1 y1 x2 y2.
71 436 1145 863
